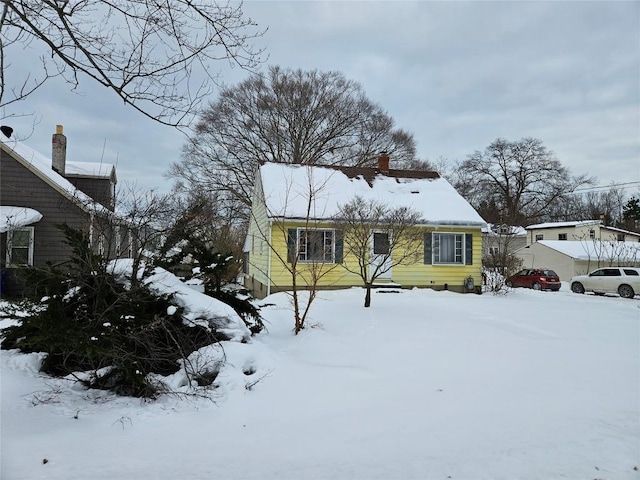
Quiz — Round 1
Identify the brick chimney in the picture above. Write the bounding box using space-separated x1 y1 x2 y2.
52 124 66 175
378 152 390 173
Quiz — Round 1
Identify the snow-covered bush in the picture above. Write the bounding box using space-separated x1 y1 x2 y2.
0 225 251 398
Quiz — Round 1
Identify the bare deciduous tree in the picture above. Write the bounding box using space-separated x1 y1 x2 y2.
333 196 423 307
454 137 595 226
247 166 343 333
170 66 418 217
0 0 264 126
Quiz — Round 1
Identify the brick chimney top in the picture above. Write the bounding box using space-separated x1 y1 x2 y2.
378 152 390 173
52 124 67 175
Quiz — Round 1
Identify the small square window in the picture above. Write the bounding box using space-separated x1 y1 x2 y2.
558 233 567 241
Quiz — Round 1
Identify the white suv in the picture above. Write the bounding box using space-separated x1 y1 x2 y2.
570 267 640 299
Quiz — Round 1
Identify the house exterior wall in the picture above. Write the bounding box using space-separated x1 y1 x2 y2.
1 149 133 297
515 243 577 281
245 210 484 298
482 234 527 257
245 173 273 298
266 220 360 295
1 149 90 268
527 224 640 244
67 177 114 210
515 241 639 282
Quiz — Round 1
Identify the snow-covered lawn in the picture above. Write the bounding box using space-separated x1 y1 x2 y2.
2 286 639 480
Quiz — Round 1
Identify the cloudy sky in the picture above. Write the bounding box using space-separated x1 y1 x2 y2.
4 1 639 197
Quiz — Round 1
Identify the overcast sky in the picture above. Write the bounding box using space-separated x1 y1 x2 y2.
4 1 639 198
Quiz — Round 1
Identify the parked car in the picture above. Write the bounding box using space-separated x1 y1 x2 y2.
505 269 561 291
570 267 640 299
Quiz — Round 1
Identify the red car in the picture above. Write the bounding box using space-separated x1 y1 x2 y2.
506 269 561 291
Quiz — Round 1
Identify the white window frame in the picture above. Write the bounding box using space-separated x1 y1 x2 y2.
297 228 336 263
433 232 464 265
127 230 134 258
115 225 121 257
6 227 35 266
98 233 105 256
489 246 500 256
535 234 544 241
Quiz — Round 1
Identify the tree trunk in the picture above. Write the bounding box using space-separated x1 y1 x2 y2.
364 283 372 308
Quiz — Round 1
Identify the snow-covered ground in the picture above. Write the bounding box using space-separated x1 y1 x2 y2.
2 285 639 480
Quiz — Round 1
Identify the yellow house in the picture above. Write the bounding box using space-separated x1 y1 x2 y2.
244 156 487 299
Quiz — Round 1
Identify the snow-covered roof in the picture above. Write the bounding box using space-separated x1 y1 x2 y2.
482 223 527 236
600 224 640 237
66 161 116 180
0 133 108 214
535 240 640 261
526 220 601 230
259 163 486 226
0 206 43 233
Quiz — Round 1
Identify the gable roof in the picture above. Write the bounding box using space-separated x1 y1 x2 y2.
529 240 640 262
482 223 527 236
66 161 117 181
526 220 601 230
258 162 486 226
0 133 109 214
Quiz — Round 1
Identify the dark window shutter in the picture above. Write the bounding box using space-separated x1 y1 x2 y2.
335 230 344 263
465 233 473 265
424 232 432 264
287 229 297 263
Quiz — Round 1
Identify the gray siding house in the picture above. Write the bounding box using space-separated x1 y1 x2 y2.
1 125 131 296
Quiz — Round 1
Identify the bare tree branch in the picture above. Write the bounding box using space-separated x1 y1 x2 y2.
0 0 265 127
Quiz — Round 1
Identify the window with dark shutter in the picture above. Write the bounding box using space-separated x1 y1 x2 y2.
287 229 297 263
424 232 432 264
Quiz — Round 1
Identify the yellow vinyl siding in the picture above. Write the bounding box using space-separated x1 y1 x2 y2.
265 221 483 292
246 172 271 290
267 220 360 291
384 227 482 289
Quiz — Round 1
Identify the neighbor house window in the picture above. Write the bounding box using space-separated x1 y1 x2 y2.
115 225 121 257
6 227 34 266
617 234 625 242
287 228 343 264
558 233 567 240
128 230 134 258
535 234 544 241
589 229 595 239
489 246 500 256
98 234 105 256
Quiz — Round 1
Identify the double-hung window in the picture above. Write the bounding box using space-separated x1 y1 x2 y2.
425 232 473 265
287 228 343 264
298 229 335 263
6 227 35 266
433 232 463 264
